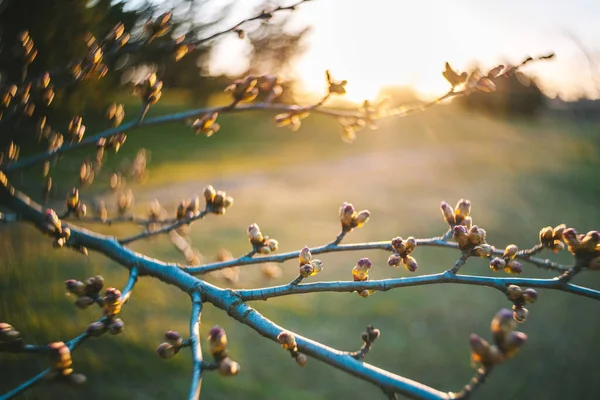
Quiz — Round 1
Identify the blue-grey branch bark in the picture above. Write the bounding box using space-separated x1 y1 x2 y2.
234 272 600 301
186 239 568 274
188 293 203 400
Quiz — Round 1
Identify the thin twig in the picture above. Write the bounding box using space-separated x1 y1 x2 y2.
234 272 600 302
119 210 209 245
448 367 491 399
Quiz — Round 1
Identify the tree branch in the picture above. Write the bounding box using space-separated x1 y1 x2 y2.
119 210 209 245
188 292 203 400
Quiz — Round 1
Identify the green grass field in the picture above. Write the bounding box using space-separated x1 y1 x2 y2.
2 97 600 399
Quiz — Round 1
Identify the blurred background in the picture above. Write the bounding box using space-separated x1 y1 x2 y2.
1 0 600 399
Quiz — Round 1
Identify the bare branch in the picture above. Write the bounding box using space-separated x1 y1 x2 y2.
188 292 203 400
119 210 209 245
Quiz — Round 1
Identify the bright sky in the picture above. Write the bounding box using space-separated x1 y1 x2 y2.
208 0 600 102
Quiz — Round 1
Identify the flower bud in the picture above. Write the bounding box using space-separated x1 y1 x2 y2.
468 226 486 246
455 199 471 218
505 260 523 274
472 244 494 258
522 288 538 303
387 254 401 268
218 357 240 376
247 223 263 244
258 246 271 255
298 246 311 265
298 263 312 277
157 343 176 359
469 334 503 367
65 188 79 211
539 226 554 245
108 318 124 335
391 237 406 254
165 331 183 346
402 255 418 272
489 257 506 272
358 289 372 298
353 210 370 228
581 231 600 251
295 353 308 366
277 331 297 350
48 342 72 370
502 331 527 359
404 237 417 253
85 275 104 293
208 326 227 355
513 306 528 323
65 280 86 296
75 296 94 309
506 285 522 300
490 309 516 342
440 201 455 226
352 258 372 279
310 259 323 275
503 244 518 259
461 216 473 230
265 239 279 252
86 321 107 337
562 228 580 249
0 323 20 342
202 185 217 206
552 224 566 240
453 225 469 248
339 202 356 228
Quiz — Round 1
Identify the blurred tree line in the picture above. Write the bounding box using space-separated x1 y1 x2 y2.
0 0 308 117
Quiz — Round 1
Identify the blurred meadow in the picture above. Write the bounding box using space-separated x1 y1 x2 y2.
2 94 600 399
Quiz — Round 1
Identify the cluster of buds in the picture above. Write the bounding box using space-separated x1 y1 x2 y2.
274 107 310 131
174 38 194 62
105 22 129 49
351 325 381 359
19 31 38 66
44 209 72 249
0 85 18 121
442 62 468 89
192 112 220 137
144 13 172 42
176 195 203 221
68 116 86 143
352 258 373 297
506 285 537 322
225 76 259 103
106 103 125 128
97 132 127 155
65 188 87 218
387 237 418 272
203 185 234 214
440 199 472 229
117 189 134 214
47 342 86 384
464 65 508 93
258 75 283 101
87 287 125 336
0 323 23 350
207 326 240 376
134 73 162 105
38 72 55 106
325 70 347 95
338 117 365 144
65 275 104 309
156 330 188 359
277 331 308 366
489 245 523 274
560 228 600 270
339 202 370 232
247 223 279 254
538 224 566 252
298 246 324 278
469 309 527 368
453 225 494 258
70 33 108 81
1 141 20 165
